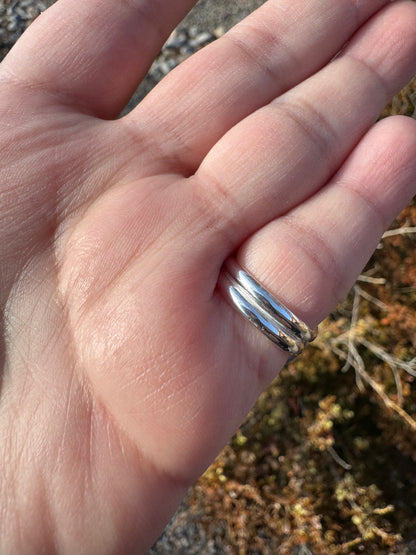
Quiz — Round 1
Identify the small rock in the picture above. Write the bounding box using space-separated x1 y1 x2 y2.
179 44 195 56
158 58 178 75
164 34 188 50
7 19 19 32
214 26 226 38
188 25 199 39
189 31 215 49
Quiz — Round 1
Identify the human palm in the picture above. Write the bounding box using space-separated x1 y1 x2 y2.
0 0 416 553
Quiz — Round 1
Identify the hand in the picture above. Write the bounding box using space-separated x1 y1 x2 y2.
0 0 415 552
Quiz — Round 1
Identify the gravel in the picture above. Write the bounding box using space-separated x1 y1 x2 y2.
0 0 47 59
148 497 229 555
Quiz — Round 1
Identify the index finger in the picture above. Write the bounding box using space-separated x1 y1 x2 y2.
0 0 197 119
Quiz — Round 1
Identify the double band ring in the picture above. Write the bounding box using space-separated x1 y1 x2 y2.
220 258 317 356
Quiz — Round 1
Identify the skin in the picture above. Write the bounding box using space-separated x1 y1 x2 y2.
0 0 415 552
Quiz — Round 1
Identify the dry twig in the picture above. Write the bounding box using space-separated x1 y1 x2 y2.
330 276 416 430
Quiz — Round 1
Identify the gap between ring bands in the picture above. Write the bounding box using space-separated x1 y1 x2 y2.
219 258 317 356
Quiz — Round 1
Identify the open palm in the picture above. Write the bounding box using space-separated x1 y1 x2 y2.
1 0 416 552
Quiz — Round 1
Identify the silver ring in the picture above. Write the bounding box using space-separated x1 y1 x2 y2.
220 258 317 356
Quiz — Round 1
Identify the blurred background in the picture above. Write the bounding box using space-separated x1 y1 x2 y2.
1 1 415 553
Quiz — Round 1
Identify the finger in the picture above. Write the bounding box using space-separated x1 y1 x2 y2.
130 0 388 170
0 0 197 119
192 1 416 255
236 115 416 342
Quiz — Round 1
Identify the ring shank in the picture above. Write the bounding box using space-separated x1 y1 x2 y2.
220 258 317 355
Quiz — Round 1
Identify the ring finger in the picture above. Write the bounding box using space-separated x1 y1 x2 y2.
233 115 416 375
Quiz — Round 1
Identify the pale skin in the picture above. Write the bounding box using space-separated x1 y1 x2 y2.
0 0 416 552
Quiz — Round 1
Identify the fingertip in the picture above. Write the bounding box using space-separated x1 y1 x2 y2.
372 113 416 178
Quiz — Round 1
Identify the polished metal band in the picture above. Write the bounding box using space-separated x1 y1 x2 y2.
221 258 317 356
